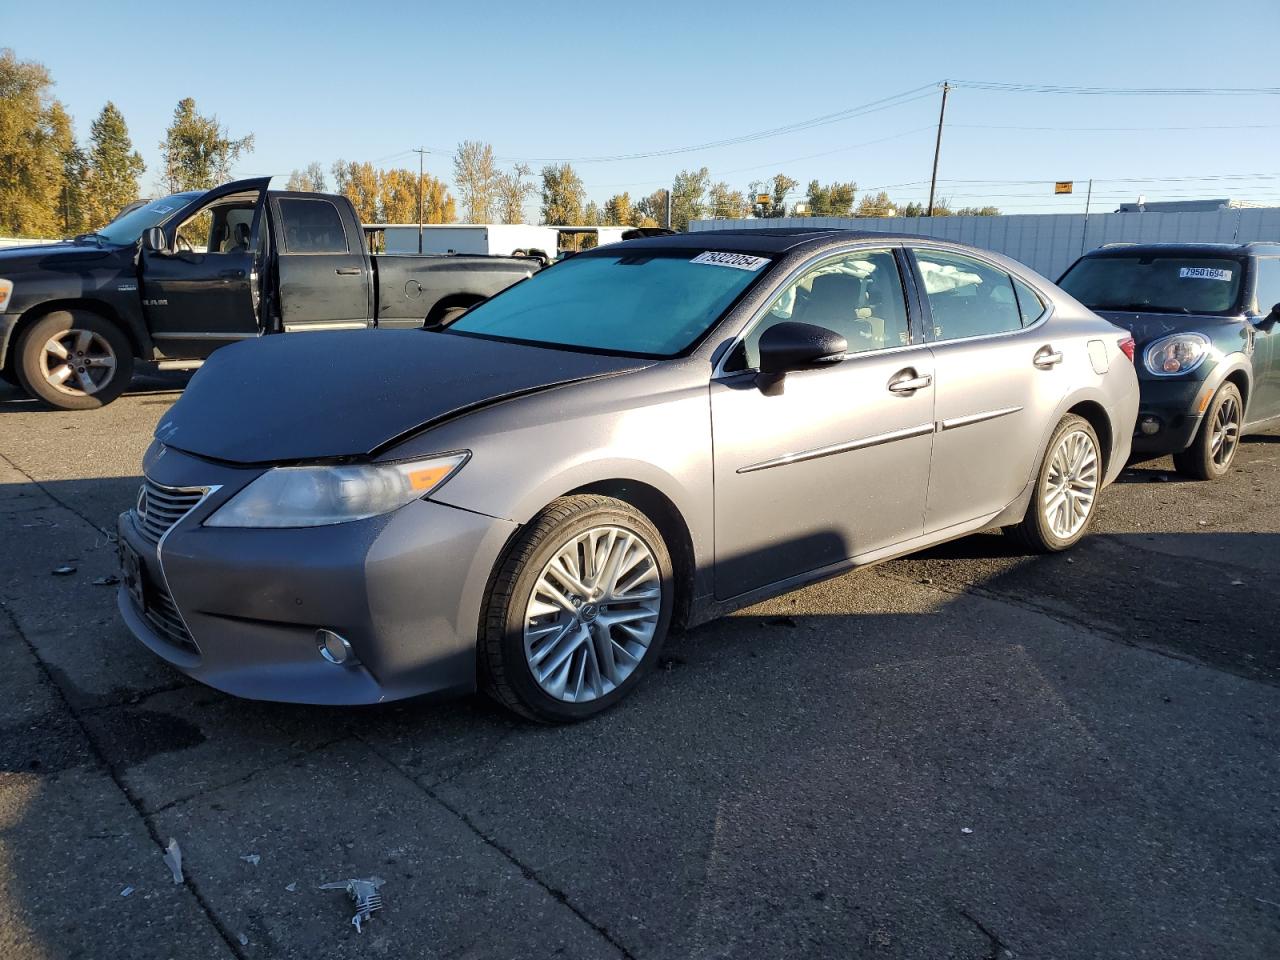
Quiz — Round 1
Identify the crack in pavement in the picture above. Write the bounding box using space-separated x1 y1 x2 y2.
955 906 1013 959
358 733 637 960
0 601 248 960
0 449 115 538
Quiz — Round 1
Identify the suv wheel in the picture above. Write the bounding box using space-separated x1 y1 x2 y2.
1173 382 1242 481
16 311 134 410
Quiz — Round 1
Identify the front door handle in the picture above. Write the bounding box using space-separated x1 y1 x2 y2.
1034 346 1064 369
888 370 933 394
218 269 245 279
335 267 362 276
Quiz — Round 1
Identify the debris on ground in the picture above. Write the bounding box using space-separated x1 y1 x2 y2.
92 574 120 586
961 827 974 835
320 876 386 933
238 933 249 946
162 838 183 884
286 881 298 892
120 886 134 897
240 854 260 866
52 565 76 576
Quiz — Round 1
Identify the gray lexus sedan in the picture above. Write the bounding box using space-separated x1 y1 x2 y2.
117 229 1138 721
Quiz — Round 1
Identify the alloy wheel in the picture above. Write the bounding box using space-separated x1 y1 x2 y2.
38 329 116 396
523 525 662 703
1210 394 1240 467
1042 428 1099 540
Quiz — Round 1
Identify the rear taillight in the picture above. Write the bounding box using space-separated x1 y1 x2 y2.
1118 336 1136 362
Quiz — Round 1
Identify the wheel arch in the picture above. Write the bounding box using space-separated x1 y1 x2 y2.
424 293 487 327
1064 399 1113 478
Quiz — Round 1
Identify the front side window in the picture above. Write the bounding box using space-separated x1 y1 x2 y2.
913 249 1022 341
173 190 261 254
448 249 769 357
1251 258 1280 316
740 250 910 368
1058 255 1244 316
278 198 348 254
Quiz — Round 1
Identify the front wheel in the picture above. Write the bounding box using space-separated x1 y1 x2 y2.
1173 382 1242 481
1005 414 1102 553
15 311 134 410
481 495 674 723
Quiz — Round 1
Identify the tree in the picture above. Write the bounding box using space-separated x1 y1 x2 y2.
540 162 585 225
286 161 327 192
495 162 536 224
706 181 748 220
854 190 896 218
898 201 926 218
379 167 455 224
453 140 499 223
82 102 144 227
603 192 633 226
634 189 668 228
805 180 857 218
330 160 380 223
0 49 79 237
955 205 1001 216
749 174 797 219
582 200 602 226
669 167 710 232
159 97 253 193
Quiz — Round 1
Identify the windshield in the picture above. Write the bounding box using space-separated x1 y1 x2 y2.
95 194 200 245
1059 255 1244 316
447 248 771 356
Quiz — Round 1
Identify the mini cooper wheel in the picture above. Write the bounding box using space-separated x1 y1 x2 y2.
1006 414 1101 553
482 494 674 722
16 310 134 410
1173 382 1242 481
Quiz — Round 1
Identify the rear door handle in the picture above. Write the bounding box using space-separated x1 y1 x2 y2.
218 269 245 279
335 267 362 276
888 371 932 394
1034 346 1063 369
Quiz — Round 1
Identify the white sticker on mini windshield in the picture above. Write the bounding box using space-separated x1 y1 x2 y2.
1179 266 1232 281
691 251 770 271
148 204 175 214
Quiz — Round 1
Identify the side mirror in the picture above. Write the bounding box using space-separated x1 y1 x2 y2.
757 322 848 377
143 227 168 255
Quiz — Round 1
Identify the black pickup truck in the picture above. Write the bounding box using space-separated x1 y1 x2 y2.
0 177 540 409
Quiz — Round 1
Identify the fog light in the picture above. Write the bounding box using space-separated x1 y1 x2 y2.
1139 415 1161 436
316 629 357 665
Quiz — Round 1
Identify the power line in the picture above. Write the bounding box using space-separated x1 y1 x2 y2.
946 80 1280 96
951 122 1280 132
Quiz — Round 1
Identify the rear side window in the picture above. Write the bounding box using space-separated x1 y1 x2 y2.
1253 258 1280 315
913 249 1022 341
278 198 348 254
1013 277 1046 326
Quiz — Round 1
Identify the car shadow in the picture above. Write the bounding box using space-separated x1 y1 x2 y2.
0 369 193 411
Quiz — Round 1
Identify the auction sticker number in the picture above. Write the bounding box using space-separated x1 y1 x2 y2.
1179 266 1232 281
691 251 770 271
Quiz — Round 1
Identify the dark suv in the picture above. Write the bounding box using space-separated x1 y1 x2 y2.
1058 242 1280 479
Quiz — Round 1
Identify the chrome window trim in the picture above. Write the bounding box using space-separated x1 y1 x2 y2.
712 242 912 379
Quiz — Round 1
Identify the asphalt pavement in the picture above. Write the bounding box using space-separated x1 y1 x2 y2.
1 374 1278 959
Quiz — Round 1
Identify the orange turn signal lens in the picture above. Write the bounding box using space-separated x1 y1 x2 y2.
407 465 454 490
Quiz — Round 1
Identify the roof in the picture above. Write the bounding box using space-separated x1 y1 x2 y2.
1086 241 1280 259
618 228 935 254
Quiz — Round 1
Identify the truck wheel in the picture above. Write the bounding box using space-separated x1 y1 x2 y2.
1172 382 1242 481
15 311 135 410
481 495 674 723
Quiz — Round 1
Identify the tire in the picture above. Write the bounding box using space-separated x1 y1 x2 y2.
435 305 473 326
481 494 674 723
1172 382 1242 481
1005 414 1102 553
15 310 134 410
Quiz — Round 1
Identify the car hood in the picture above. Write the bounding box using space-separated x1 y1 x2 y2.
156 330 653 465
1095 309 1242 343
0 240 120 271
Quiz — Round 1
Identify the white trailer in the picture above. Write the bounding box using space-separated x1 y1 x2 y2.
374 224 558 259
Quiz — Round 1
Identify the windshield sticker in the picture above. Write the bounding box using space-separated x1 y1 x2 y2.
1179 266 1232 282
148 204 175 214
691 251 770 271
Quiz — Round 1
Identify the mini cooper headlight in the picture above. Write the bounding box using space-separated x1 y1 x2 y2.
1143 333 1212 377
206 453 468 528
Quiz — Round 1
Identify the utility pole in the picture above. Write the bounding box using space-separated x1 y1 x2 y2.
665 188 673 230
413 146 428 253
1080 178 1094 256
927 81 950 218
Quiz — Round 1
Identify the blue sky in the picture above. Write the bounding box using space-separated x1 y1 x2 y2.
5 0 1280 218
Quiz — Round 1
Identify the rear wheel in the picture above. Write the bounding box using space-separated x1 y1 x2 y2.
16 311 134 410
481 495 673 723
1173 382 1242 481
1005 414 1101 553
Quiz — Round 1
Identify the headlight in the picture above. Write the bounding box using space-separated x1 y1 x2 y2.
1143 333 1211 377
0 279 13 311
205 453 468 528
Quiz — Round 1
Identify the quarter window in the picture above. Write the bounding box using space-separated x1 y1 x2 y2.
913 249 1023 341
278 198 348 254
1253 258 1280 315
1013 277 1047 326
741 250 910 369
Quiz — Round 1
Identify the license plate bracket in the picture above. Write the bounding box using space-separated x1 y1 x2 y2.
119 539 146 612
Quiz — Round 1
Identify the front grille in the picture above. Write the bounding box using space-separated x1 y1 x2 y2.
143 582 200 655
133 479 207 544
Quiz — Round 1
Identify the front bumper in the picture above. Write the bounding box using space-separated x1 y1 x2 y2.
1130 377 1211 455
115 449 517 705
